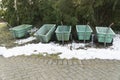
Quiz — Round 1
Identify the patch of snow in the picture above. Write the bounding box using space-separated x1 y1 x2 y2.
0 34 120 60
28 27 38 33
71 41 85 49
110 34 120 50
15 37 36 44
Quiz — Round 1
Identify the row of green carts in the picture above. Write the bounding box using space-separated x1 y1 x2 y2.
10 24 116 44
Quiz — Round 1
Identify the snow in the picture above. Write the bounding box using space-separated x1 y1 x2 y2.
0 34 120 60
15 37 36 44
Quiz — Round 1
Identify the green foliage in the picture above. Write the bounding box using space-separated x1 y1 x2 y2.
0 0 120 30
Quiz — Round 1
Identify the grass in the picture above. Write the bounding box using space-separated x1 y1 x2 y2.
45 53 61 59
12 53 81 60
71 57 79 60
30 52 62 59
0 23 17 48
19 53 81 60
30 53 44 58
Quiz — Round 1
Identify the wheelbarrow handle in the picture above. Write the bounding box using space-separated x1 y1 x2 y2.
61 21 63 25
109 23 114 28
87 22 90 25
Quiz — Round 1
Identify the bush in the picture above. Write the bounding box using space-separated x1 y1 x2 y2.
0 0 120 30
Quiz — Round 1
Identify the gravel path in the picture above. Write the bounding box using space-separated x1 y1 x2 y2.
0 56 120 80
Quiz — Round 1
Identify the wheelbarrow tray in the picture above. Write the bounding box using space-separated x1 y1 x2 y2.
76 25 93 40
10 24 32 38
96 27 115 43
34 24 56 43
55 25 71 41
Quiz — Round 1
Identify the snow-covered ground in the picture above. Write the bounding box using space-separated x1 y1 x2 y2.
15 37 36 44
0 34 120 59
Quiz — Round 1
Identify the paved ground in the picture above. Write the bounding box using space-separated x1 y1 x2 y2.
0 56 120 80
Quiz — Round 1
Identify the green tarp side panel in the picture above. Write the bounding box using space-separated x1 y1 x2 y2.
35 24 56 43
55 25 71 41
10 24 32 38
96 27 116 43
76 25 93 40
